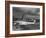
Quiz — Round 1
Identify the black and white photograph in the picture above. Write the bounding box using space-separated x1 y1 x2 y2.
13 7 40 31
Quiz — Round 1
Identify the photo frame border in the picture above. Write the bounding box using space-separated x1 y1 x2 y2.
5 1 45 37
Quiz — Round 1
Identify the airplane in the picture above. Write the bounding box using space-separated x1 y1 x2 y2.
14 20 36 25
